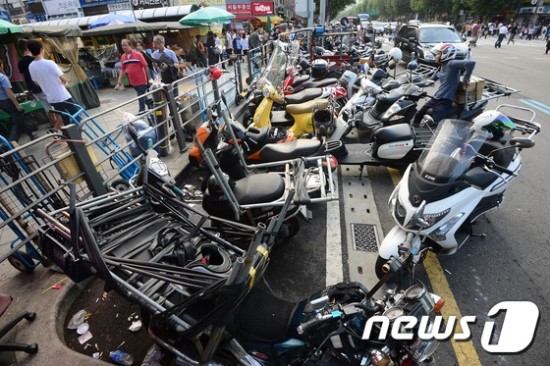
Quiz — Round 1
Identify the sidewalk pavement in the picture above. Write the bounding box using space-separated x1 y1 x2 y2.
0 83 246 366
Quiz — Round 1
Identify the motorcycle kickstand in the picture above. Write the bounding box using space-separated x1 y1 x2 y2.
471 232 487 238
299 205 313 221
358 164 365 179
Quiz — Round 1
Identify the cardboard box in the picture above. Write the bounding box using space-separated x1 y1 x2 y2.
455 75 484 104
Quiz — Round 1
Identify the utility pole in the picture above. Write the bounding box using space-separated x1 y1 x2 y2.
307 0 313 27
320 0 326 26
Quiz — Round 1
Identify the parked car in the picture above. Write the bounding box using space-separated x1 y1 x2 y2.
394 23 468 64
370 21 386 35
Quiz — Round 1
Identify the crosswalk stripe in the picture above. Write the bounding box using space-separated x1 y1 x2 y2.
519 99 550 116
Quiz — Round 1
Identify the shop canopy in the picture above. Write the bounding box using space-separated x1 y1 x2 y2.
30 5 193 28
255 16 284 25
82 21 191 37
22 25 82 37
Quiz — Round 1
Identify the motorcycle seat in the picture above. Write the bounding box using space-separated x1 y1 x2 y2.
376 92 402 104
284 88 323 105
381 80 401 91
270 110 294 126
259 139 322 163
286 98 329 115
233 172 285 205
373 123 413 142
300 77 339 89
293 74 310 85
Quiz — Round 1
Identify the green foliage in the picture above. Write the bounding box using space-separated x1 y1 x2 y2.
334 0 517 21
315 0 356 21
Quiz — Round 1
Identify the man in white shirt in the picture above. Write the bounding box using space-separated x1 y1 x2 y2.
27 40 79 131
495 23 508 48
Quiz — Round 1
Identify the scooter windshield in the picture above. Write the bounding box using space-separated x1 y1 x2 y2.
417 119 489 183
257 39 300 94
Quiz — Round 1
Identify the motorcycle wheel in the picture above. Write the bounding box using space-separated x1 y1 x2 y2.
275 217 301 246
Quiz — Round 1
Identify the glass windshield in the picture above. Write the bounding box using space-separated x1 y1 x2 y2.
417 119 489 183
257 39 300 93
419 27 462 43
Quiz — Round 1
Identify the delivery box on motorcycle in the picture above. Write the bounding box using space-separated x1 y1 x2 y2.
455 75 484 104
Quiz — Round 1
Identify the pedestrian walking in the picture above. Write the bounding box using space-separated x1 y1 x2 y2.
195 35 207 68
546 39 550 54
116 39 151 113
495 23 508 48
135 39 155 78
241 33 249 61
507 23 518 44
206 31 220 67
223 29 233 65
0 60 37 142
151 35 179 85
27 40 80 131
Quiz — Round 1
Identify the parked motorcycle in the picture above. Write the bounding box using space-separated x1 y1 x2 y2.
375 106 541 278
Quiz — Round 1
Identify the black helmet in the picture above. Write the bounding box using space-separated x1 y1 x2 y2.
313 108 335 137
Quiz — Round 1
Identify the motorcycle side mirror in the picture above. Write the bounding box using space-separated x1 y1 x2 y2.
510 137 535 149
388 59 397 70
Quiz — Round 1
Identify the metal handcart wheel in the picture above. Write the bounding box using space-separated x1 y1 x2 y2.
7 251 35 273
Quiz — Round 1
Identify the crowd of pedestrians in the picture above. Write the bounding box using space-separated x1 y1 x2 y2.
461 20 550 53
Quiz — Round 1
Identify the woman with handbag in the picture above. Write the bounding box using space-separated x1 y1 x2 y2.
0 61 37 142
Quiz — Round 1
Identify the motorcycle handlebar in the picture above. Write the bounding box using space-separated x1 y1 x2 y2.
489 162 517 177
297 312 340 335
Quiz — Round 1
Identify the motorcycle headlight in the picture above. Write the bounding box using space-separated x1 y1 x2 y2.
430 212 464 241
262 86 270 98
420 208 450 228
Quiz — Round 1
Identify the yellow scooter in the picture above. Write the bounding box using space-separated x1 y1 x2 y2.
250 80 329 137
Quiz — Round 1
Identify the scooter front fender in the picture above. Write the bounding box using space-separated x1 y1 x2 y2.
252 98 274 128
378 226 421 259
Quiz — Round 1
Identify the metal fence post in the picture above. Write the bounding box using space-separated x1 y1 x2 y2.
211 77 223 116
236 55 244 93
165 83 188 153
62 124 108 196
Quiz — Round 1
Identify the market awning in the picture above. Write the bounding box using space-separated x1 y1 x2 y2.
82 21 192 37
29 5 193 28
255 16 283 25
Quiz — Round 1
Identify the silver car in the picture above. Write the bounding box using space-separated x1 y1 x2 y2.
394 23 468 64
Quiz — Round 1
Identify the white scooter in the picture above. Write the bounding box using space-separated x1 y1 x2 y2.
375 106 541 279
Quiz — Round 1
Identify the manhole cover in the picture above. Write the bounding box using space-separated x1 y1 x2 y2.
351 223 379 252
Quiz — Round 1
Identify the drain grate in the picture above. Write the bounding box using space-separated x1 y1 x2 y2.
351 223 379 252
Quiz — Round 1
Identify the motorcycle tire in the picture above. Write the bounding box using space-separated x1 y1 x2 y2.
275 217 301 246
